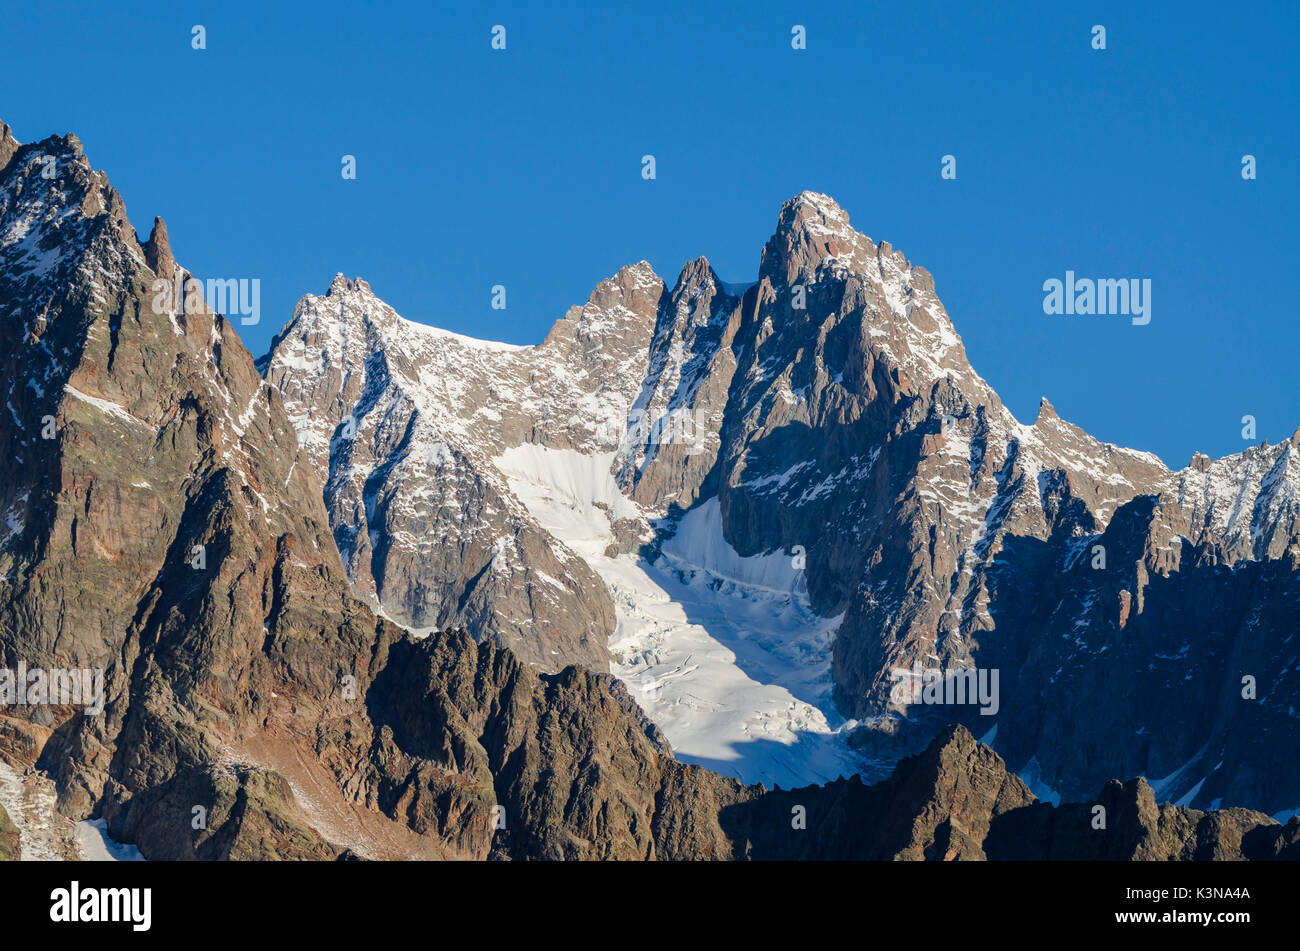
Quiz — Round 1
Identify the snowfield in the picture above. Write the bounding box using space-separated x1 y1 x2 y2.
495 445 866 789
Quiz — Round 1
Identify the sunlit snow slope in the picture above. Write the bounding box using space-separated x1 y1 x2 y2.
494 445 865 789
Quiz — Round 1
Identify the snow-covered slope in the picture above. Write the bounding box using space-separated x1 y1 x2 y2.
495 446 866 787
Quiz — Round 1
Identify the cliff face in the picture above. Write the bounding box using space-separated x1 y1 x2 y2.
691 193 1300 814
0 122 384 856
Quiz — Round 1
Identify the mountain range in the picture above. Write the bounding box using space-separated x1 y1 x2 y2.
1 118 1297 860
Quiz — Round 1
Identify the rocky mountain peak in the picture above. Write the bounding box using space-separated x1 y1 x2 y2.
615 258 661 289
0 121 389 857
0 125 141 333
664 256 732 327
318 273 385 326
141 216 174 279
596 259 663 307
326 272 375 298
674 255 719 292
780 190 853 236
0 122 19 173
760 190 874 287
544 260 663 350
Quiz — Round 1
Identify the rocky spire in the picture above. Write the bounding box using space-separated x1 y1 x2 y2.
142 216 175 280
672 255 719 295
0 120 19 174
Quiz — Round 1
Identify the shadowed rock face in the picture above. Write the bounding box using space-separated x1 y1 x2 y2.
0 121 1296 862
0 803 18 860
720 724 1300 861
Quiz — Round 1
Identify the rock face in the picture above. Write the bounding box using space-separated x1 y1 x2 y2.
0 803 18 860
705 193 1300 815
0 120 1296 862
0 123 386 856
611 256 742 513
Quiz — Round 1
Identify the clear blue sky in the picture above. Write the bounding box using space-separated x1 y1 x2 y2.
3 0 1296 466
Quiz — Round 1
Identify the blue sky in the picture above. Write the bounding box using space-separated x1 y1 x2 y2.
3 0 1297 465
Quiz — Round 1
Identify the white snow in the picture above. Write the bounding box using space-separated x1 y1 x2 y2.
75 819 145 861
63 385 152 430
660 498 805 596
494 445 865 789
494 445 640 559
396 316 530 352
0 759 66 860
603 553 859 789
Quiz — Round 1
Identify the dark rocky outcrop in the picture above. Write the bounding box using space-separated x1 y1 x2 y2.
0 803 18 860
720 725 1299 861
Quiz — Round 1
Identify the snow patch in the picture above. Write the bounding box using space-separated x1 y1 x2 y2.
76 819 145 861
